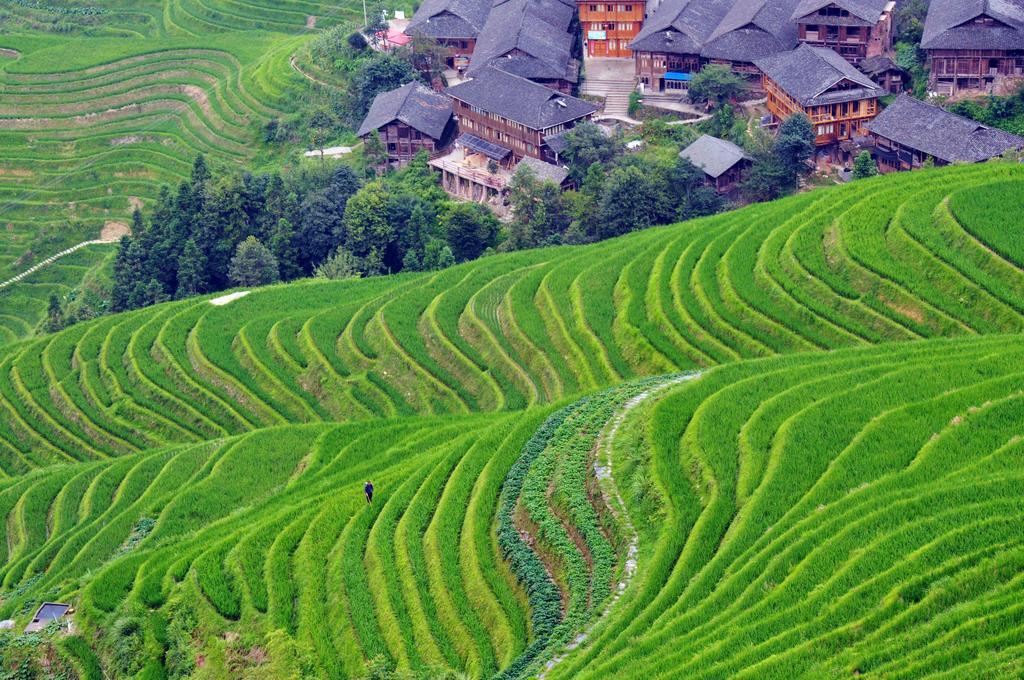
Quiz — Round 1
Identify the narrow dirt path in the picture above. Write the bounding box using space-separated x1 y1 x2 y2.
540 372 701 677
290 55 336 89
0 238 120 291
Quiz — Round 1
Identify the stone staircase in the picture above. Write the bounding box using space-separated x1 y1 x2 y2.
581 77 636 119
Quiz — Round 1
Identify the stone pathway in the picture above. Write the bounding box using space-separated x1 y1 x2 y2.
0 238 121 291
581 57 640 124
540 372 702 677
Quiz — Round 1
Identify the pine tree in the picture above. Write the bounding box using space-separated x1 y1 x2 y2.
145 278 169 306
176 238 206 299
270 218 302 280
44 294 65 333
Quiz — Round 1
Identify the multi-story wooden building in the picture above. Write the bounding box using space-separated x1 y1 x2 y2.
465 0 581 93
792 0 894 64
866 94 1024 172
406 0 491 71
580 0 646 57
357 82 455 168
430 67 596 205
922 0 1024 95
631 0 804 92
756 44 882 149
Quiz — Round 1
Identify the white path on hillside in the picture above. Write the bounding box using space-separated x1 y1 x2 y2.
209 291 250 306
541 371 702 677
0 239 118 291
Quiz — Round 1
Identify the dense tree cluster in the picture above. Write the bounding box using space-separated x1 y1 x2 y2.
948 86 1024 136
111 154 499 312
503 114 815 251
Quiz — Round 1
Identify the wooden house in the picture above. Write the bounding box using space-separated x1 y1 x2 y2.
465 0 581 93
858 55 910 93
679 134 752 193
357 83 455 168
631 0 804 92
865 94 1024 172
579 0 646 57
406 0 491 71
430 67 596 205
922 0 1024 95
792 0 894 64
756 44 882 149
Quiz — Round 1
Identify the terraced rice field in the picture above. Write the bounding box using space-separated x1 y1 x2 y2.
0 163 1021 473
0 33 300 342
0 163 1022 675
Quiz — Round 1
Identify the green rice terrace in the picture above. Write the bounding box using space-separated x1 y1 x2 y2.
0 0 360 344
0 161 1022 677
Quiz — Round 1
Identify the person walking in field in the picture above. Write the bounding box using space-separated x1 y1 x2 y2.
364 480 374 504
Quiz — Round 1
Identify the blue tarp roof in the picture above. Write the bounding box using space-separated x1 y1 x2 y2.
664 72 692 81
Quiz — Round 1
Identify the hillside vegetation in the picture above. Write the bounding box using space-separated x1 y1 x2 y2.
0 163 1021 472
0 162 1023 677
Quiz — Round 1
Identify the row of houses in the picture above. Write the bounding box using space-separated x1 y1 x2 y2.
358 0 1024 207
407 0 581 92
358 67 598 206
405 0 1024 97
632 0 1024 96
686 92 1024 196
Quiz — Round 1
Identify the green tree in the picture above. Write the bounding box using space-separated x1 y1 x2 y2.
343 181 394 266
176 238 206 299
741 152 790 202
315 248 364 280
597 165 667 239
894 0 928 43
775 113 815 179
364 130 389 169
44 294 65 333
852 151 879 179
270 218 302 280
705 103 736 139
349 53 421 121
421 238 456 270
228 236 280 287
670 157 725 220
689 64 745 106
561 122 622 182
441 203 500 261
507 165 570 249
145 278 169 306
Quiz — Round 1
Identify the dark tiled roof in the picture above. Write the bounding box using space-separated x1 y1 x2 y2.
446 66 597 129
466 0 578 82
792 0 891 25
407 0 491 39
702 0 802 62
630 0 729 55
922 0 1024 51
517 156 570 183
543 130 570 154
357 82 453 138
632 0 802 63
866 94 1024 163
858 55 908 77
679 134 752 178
755 43 882 106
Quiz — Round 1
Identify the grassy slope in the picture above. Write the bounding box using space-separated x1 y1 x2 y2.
0 1 325 344
0 163 1022 676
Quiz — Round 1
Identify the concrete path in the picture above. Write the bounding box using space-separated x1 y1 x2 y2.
582 57 638 123
0 239 119 291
